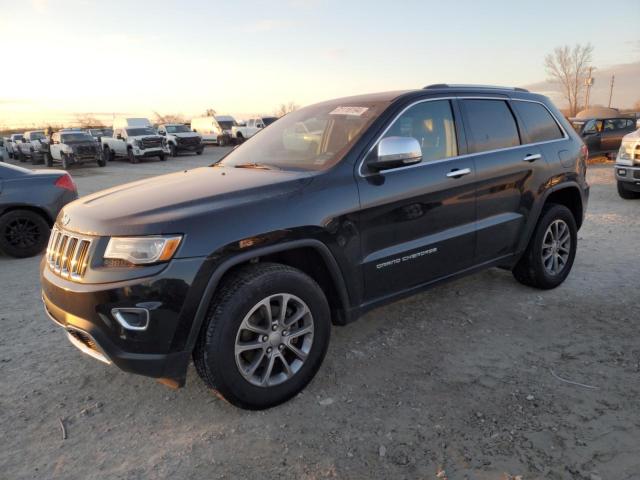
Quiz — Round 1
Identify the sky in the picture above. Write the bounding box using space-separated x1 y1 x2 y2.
1 0 639 129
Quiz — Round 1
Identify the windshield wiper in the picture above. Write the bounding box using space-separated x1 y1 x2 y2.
233 162 279 170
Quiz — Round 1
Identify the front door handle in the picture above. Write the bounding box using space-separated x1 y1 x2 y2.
523 153 542 162
446 168 471 178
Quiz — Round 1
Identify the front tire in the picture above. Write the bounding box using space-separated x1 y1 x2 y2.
193 263 331 410
128 149 138 164
103 147 112 162
169 144 177 157
45 152 53 167
0 210 50 258
61 153 69 170
617 181 640 199
158 152 166 161
512 204 577 290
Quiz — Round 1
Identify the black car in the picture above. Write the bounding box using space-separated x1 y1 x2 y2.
571 116 637 157
1 163 78 257
41 85 589 409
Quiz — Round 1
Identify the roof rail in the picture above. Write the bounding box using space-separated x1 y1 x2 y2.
423 84 529 92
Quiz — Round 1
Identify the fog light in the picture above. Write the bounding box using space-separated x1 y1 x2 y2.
111 308 150 331
617 168 627 176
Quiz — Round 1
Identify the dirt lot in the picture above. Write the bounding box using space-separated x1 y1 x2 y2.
1 152 638 480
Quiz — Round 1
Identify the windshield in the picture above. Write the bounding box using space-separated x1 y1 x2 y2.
218 100 388 171
30 132 46 140
262 117 278 126
165 125 190 133
12 135 24 141
217 120 235 130
62 133 93 142
126 127 156 136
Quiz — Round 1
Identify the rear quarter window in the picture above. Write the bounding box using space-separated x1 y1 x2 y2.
512 101 564 143
461 99 520 153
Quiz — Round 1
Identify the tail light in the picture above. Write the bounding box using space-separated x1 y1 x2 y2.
54 173 77 192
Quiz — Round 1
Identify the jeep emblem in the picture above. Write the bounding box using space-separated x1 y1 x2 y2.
61 213 70 226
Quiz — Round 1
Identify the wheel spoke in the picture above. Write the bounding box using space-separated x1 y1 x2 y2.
278 294 291 325
235 340 264 353
285 342 308 360
279 354 292 376
285 304 309 327
245 349 266 377
288 324 312 340
261 354 276 386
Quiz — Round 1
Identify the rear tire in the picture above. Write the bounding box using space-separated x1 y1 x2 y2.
103 147 112 162
45 152 53 167
193 263 331 410
196 148 203 155
617 181 640 199
18 150 25 162
97 155 106 167
158 152 166 161
512 204 577 289
0 209 50 258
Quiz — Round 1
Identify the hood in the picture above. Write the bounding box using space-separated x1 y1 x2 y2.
621 128 640 143
60 166 311 236
172 132 200 139
130 134 163 140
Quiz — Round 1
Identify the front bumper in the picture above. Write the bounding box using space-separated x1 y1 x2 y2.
615 164 640 191
40 256 206 381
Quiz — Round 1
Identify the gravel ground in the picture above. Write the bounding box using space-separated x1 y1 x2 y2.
1 151 638 480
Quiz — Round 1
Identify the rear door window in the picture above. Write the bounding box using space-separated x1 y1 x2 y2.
512 101 564 143
461 100 520 153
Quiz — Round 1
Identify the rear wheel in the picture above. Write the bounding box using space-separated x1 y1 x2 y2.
512 204 577 289
617 181 640 199
103 147 111 162
196 148 203 155
18 150 25 162
45 152 53 167
158 152 166 161
194 263 331 410
236 133 245 144
97 154 106 167
0 210 50 258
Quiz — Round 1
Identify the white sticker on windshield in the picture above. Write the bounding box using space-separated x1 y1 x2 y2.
329 106 369 116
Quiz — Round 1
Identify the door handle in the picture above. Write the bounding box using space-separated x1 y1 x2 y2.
446 168 471 178
523 153 542 162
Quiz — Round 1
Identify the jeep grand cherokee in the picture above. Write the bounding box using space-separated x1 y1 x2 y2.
40 85 589 409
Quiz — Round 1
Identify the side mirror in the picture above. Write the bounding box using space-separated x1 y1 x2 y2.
367 136 422 172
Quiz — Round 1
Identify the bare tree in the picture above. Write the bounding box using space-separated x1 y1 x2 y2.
153 111 185 124
274 102 299 117
205 108 217 117
75 114 104 128
544 44 594 116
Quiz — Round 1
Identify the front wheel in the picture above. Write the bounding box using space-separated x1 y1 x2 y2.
169 144 177 157
61 153 69 170
128 149 138 164
617 181 640 199
193 263 331 410
45 152 53 167
102 147 111 162
512 204 577 289
196 148 203 155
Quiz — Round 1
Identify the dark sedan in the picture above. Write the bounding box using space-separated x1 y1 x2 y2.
571 117 637 157
0 163 78 258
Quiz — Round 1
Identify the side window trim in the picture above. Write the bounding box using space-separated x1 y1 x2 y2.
357 96 568 177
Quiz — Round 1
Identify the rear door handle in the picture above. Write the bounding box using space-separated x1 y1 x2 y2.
446 168 471 178
523 153 542 162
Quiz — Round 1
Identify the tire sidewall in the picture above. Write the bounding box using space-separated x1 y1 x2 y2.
204 267 331 409
529 205 577 288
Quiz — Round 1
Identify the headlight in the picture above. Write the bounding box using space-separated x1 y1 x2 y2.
134 139 142 147
104 235 182 265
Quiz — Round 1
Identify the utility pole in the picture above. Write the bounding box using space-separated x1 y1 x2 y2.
584 66 594 111
608 75 615 108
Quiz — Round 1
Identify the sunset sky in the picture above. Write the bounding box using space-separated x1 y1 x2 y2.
1 0 639 129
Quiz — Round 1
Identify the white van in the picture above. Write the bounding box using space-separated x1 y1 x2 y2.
190 115 237 146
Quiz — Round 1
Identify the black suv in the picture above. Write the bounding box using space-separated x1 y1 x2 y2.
41 85 589 409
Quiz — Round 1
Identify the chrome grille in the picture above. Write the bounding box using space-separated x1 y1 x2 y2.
46 227 93 280
141 137 162 148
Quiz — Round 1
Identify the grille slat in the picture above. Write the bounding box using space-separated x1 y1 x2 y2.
47 227 93 281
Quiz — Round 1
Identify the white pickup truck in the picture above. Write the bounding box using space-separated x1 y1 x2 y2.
231 116 278 143
101 118 167 163
157 123 204 157
48 130 105 169
16 130 49 164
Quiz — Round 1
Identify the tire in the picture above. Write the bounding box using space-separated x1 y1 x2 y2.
97 155 106 167
128 149 138 164
45 152 53 167
158 152 166 161
617 181 640 199
61 153 69 170
512 204 577 290
193 263 331 410
18 150 25 162
103 147 111 162
218 136 227 147
169 144 177 157
236 133 245 144
0 210 50 258
196 148 203 155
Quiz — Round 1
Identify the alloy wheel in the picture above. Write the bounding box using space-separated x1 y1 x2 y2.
234 293 314 387
541 219 571 276
4 217 41 248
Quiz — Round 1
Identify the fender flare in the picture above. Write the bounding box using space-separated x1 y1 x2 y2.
184 239 351 354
